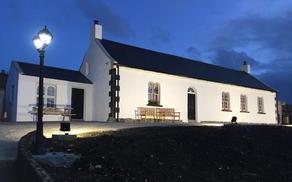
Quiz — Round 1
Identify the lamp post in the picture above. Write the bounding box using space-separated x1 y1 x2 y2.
33 26 53 154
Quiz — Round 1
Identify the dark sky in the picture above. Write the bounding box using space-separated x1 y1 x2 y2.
0 0 291 103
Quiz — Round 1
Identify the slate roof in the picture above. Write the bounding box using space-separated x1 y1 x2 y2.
15 61 92 84
100 39 275 92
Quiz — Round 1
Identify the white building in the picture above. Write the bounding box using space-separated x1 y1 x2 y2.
5 62 93 122
5 21 278 124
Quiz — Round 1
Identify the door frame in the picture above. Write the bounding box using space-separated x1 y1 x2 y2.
187 87 197 122
71 87 85 120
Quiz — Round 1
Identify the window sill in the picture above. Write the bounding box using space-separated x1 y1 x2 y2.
257 112 266 114
240 111 250 113
147 103 163 107
222 109 232 112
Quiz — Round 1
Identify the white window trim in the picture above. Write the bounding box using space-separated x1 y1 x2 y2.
36 84 57 108
240 94 248 112
222 92 231 111
148 81 161 106
257 96 265 114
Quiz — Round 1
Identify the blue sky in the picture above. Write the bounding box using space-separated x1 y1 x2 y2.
0 0 292 103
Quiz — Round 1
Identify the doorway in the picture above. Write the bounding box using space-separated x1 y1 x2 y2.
187 88 196 121
71 88 84 120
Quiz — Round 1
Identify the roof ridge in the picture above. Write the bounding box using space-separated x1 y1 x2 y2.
15 61 81 73
102 39 244 74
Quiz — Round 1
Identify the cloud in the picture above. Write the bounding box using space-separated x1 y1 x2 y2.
212 49 258 70
149 28 171 46
77 0 132 37
257 58 292 102
211 11 292 55
209 10 292 103
186 46 201 58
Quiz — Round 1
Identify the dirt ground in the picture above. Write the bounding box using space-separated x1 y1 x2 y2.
40 125 292 182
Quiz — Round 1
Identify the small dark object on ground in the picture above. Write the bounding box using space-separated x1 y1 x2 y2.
60 122 71 132
231 116 237 124
60 122 71 135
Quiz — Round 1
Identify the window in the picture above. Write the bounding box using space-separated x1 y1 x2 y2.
258 97 265 114
240 94 248 112
46 86 56 107
148 82 160 106
222 92 230 111
36 85 57 108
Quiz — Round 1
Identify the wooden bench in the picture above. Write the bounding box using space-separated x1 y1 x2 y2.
29 107 62 115
137 107 156 120
156 108 180 121
29 106 76 121
60 108 76 121
136 107 180 121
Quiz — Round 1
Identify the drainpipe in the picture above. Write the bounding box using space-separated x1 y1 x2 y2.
276 91 280 125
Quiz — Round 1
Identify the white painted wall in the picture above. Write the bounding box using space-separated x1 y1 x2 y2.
5 62 19 122
16 75 93 122
80 40 112 121
119 66 277 124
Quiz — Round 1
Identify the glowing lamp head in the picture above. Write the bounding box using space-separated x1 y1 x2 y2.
38 26 53 45
33 36 44 50
33 26 53 50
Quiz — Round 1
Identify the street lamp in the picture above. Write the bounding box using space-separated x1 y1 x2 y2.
33 26 53 154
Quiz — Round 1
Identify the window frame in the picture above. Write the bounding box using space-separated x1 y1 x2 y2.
36 84 57 108
257 96 265 114
46 86 56 108
222 92 231 111
147 81 162 107
240 94 249 113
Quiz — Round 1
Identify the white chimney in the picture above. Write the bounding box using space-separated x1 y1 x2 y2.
92 20 102 40
240 61 251 74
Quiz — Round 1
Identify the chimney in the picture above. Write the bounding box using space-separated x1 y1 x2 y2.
240 61 251 74
92 20 102 40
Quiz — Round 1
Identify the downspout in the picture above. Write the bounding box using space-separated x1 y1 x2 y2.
276 91 280 125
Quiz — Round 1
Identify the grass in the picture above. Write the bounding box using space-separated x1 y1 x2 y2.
41 125 292 182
